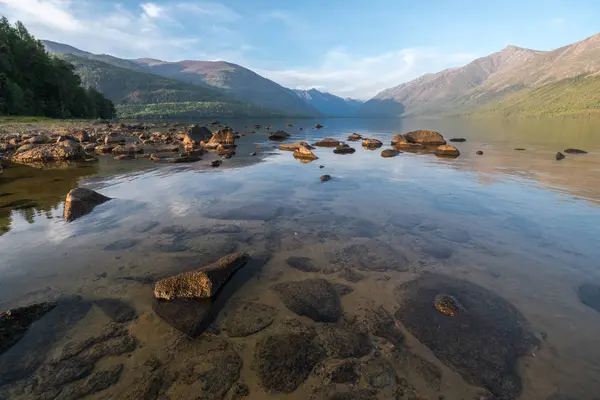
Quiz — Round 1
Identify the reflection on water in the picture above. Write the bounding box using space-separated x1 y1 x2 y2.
1 117 600 399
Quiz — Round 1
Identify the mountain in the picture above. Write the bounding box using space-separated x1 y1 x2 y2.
363 32 600 117
361 45 542 117
58 54 277 119
133 59 321 116
293 89 363 116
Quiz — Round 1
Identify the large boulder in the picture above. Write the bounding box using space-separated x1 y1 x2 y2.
11 141 86 165
404 130 446 145
272 279 341 322
391 134 426 151
394 273 539 399
73 131 90 143
26 134 50 144
312 138 340 147
204 128 236 149
183 125 212 148
64 187 111 222
293 145 318 161
154 252 250 300
269 130 291 141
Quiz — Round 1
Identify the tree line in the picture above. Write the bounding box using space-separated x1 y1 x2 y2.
0 17 115 119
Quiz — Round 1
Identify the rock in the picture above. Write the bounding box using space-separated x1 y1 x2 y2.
394 273 540 399
154 252 250 300
393 348 442 391
183 125 212 148
272 279 342 322
422 243 453 259
327 360 359 384
27 134 50 144
362 138 383 148
279 142 313 151
449 138 467 142
316 324 371 358
286 256 320 272
229 382 250 400
514 148 526 151
103 239 140 251
205 128 236 148
320 174 331 182
95 145 114 154
168 155 201 163
347 133 362 141
254 333 324 393
313 138 340 147
339 268 364 282
315 124 324 129
293 145 319 161
11 141 86 165
331 241 409 272
0 302 57 356
333 143 356 154
64 187 111 222
221 302 277 337
150 154 161 162
155 144 180 152
381 149 400 158
250 152 257 156
319 165 325 168
404 130 446 145
332 283 354 296
211 160 222 167
56 364 123 400
83 143 96 152
564 148 587 154
360 305 404 347
556 152 566 160
476 150 484 155
94 299 137 323
435 145 460 157
114 154 135 160
104 132 125 145
363 358 397 388
577 283 600 313
269 130 291 140
112 144 143 155
56 135 78 143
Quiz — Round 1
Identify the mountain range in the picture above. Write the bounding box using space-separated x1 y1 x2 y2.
43 32 600 119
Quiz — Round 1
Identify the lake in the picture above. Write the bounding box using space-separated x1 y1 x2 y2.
1 117 600 400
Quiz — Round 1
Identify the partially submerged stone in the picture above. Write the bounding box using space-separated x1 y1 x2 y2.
154 252 250 300
64 187 111 222
564 148 587 154
362 138 383 148
449 138 467 142
404 130 446 145
347 133 362 141
333 143 356 154
11 141 86 165
183 125 212 148
279 142 312 151
0 302 57 356
204 128 236 149
269 130 291 140
394 272 539 399
556 152 566 160
112 144 144 155
293 145 318 161
104 132 125 145
381 149 400 158
435 145 460 157
313 138 340 147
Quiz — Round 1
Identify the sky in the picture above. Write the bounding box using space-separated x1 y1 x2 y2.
0 0 599 99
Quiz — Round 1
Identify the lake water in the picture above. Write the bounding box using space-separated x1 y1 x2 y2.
1 117 600 399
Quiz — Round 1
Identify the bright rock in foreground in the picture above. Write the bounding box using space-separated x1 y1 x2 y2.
154 252 250 300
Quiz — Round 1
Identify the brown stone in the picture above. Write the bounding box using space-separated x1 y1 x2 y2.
404 130 446 145
11 141 86 165
312 138 340 147
279 142 313 151
64 187 111 222
293 145 318 160
435 145 460 157
556 152 566 161
347 133 362 141
183 125 212 148
269 130 291 140
204 128 236 149
154 252 250 300
333 143 356 154
104 132 125 145
362 138 383 148
112 144 144 155
381 149 400 158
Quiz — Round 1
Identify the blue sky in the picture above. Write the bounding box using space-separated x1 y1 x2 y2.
0 0 598 99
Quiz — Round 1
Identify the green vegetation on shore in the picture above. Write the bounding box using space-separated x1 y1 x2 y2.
0 18 115 119
116 101 279 119
469 75 600 118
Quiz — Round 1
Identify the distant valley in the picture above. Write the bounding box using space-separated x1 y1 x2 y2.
43 32 600 119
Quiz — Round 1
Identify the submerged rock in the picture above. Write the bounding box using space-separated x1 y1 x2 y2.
221 301 277 337
210 160 222 167
316 323 371 358
577 283 600 313
269 130 291 140
293 145 318 161
404 130 446 145
333 143 356 154
381 149 400 158
394 272 539 399
360 305 404 347
313 138 340 147
331 241 409 272
272 279 342 322
63 187 111 222
320 174 331 182
315 123 324 129
254 333 324 393
435 145 460 157
564 148 587 154
168 155 201 163
286 256 320 272
0 302 57 356
556 152 566 161
154 252 250 300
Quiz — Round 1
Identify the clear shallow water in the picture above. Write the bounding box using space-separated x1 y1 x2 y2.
1 118 600 399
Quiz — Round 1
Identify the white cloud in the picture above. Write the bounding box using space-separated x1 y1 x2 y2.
141 2 163 19
259 47 478 99
176 2 241 22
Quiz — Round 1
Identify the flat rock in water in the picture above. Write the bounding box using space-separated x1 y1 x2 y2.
254 333 324 393
381 149 400 158
362 358 398 389
154 252 250 300
103 238 140 251
331 240 409 272
272 279 342 322
286 256 320 272
0 302 57 356
94 299 137 323
577 284 600 313
152 298 212 337
313 138 340 147
205 204 285 221
316 323 371 358
339 268 365 282
435 145 460 157
404 130 446 145
394 272 539 399
221 301 277 337
63 187 111 222
449 138 467 142
359 305 404 347
564 148 587 154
